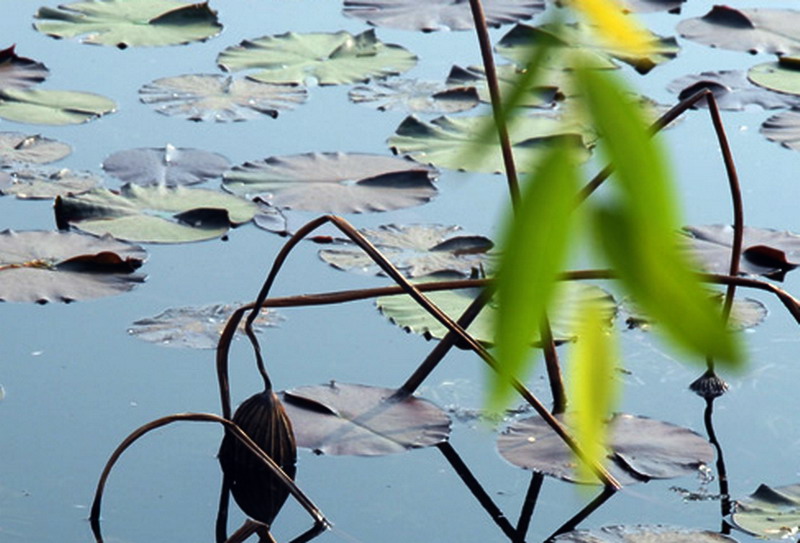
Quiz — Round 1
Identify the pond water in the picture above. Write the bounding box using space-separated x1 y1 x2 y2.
2 1 800 543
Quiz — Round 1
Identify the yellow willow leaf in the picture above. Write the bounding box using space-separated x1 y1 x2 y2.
569 0 655 56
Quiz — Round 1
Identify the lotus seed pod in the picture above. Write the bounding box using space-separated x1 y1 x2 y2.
689 369 729 399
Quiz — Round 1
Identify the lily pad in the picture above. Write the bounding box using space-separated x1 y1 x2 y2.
677 6 800 56
668 70 800 111
731 483 800 539
0 88 116 125
102 144 230 187
342 0 545 32
223 152 437 214
281 382 451 456
128 303 283 350
0 230 146 303
55 184 257 243
618 0 686 14
217 29 417 85
388 114 592 174
349 77 479 114
0 132 71 165
748 58 800 97
139 74 307 122
623 295 768 332
446 64 565 108
377 279 615 344
761 108 800 151
497 413 714 486
553 525 737 542
319 224 493 277
0 167 101 199
34 0 222 48
682 224 800 280
0 45 49 90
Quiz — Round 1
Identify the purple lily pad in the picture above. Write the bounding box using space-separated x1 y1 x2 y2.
102 144 230 187
0 45 48 90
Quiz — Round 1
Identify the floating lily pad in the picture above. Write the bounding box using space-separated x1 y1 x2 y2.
0 230 146 303
377 279 615 344
445 64 565 108
139 74 307 122
349 77 479 114
668 70 800 111
0 132 71 165
55 184 257 243
748 58 800 97
388 114 592 174
281 382 451 456
34 0 222 48
0 88 116 125
619 0 686 14
128 303 283 350
497 413 714 486
682 224 800 280
102 144 230 187
761 108 800 151
0 167 101 199
319 224 493 277
342 0 545 32
623 295 768 332
217 29 417 85
553 525 737 542
224 152 437 214
677 6 800 56
0 45 48 90
731 483 800 539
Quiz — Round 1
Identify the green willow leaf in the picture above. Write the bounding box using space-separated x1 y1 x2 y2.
491 143 580 409
575 66 741 367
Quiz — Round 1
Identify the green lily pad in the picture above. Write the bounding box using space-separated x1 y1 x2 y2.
678 6 800 56
749 58 800 97
0 167 101 199
377 279 615 344
623 294 768 332
497 413 714 486
128 303 283 350
446 64 565 108
55 184 257 243
342 0 544 32
0 229 145 303
349 77 479 114
553 525 737 542
731 483 800 539
217 29 417 85
140 74 308 122
0 45 48 90
761 108 800 151
0 132 71 165
619 0 686 14
669 70 800 111
0 88 116 125
102 144 230 187
34 0 222 48
388 114 592 174
223 152 437 213
319 224 493 277
281 382 451 456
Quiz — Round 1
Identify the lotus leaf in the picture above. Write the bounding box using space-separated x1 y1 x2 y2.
0 230 145 303
102 144 230 187
683 224 800 280
349 77 479 114
0 132 71 165
0 167 101 199
217 29 417 85
668 70 800 111
281 382 451 456
388 114 592 174
55 184 257 243
619 0 686 14
678 6 800 56
224 152 437 213
749 58 800 97
0 45 48 90
0 88 116 125
140 74 307 122
377 279 615 344
762 108 800 151
731 483 800 539
623 295 768 332
446 64 565 108
128 303 283 350
497 413 714 486
34 0 221 48
319 224 493 277
342 0 544 32
553 525 737 542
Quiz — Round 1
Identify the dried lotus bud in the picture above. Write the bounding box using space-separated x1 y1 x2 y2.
218 390 297 526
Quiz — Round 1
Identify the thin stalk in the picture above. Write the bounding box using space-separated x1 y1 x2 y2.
546 485 617 541
515 472 544 543
540 314 566 414
703 397 732 533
